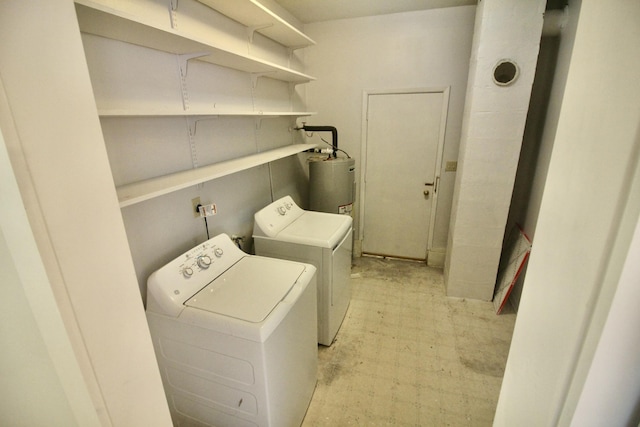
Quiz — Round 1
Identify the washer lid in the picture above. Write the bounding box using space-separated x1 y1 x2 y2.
277 211 353 248
184 257 305 323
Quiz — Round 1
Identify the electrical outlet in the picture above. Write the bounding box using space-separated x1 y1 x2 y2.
198 203 217 217
191 197 201 218
445 161 458 172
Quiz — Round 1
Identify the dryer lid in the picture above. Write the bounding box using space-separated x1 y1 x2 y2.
184 257 305 323
276 211 352 248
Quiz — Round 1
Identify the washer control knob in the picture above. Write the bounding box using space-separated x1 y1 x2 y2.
182 266 194 278
214 247 224 258
277 206 286 215
196 255 212 269
284 202 292 210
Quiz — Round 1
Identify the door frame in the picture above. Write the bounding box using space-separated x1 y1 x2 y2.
359 87 450 258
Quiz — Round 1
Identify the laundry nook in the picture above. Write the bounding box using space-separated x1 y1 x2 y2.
2 1 639 426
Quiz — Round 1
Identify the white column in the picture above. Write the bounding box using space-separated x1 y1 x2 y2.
0 1 172 425
444 0 545 300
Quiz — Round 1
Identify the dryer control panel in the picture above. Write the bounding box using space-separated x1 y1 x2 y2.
146 233 245 317
254 195 305 238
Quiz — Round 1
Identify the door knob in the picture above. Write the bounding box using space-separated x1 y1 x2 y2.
423 190 430 197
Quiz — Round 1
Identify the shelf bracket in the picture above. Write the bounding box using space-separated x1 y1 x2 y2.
177 52 209 79
288 81 303 97
286 48 294 68
286 46 305 67
250 72 276 89
246 24 273 44
186 116 221 190
169 0 179 29
177 52 209 111
188 116 218 137
185 117 200 172
254 115 279 130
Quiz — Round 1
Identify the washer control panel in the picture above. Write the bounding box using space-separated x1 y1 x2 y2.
147 233 245 317
253 195 305 238
181 244 226 277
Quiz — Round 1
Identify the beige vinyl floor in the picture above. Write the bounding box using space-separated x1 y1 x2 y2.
301 256 516 427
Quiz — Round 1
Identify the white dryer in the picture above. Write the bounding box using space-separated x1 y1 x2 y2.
146 233 317 427
253 196 352 346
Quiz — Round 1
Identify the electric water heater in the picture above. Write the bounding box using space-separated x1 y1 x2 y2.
308 156 356 216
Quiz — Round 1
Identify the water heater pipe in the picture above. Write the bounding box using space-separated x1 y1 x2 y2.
542 7 568 36
296 124 338 157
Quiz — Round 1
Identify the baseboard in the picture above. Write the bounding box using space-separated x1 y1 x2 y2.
353 239 363 257
427 248 446 268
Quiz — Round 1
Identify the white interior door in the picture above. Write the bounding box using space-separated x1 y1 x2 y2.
362 90 447 260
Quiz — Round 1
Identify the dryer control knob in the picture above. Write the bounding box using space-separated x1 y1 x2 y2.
277 206 286 215
197 255 212 269
182 266 194 278
214 247 224 258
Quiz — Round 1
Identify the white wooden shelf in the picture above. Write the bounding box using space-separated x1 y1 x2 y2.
74 0 315 84
98 109 316 117
117 143 317 207
194 0 315 48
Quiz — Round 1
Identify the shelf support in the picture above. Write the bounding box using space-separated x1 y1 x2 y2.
246 24 273 44
188 116 219 137
250 72 276 89
186 116 221 190
177 52 209 111
254 115 280 130
288 81 303 98
185 117 200 170
286 48 294 68
177 52 209 80
169 0 179 29
286 46 305 67
289 44 307 52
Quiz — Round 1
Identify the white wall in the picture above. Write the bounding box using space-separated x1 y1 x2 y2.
80 0 313 298
1 127 100 427
568 210 640 425
302 6 476 260
507 3 581 311
0 1 172 425
494 0 640 424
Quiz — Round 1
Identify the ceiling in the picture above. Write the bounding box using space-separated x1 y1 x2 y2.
272 0 569 24
272 0 478 24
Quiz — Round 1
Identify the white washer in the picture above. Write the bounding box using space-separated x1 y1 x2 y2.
146 233 317 427
253 196 352 346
